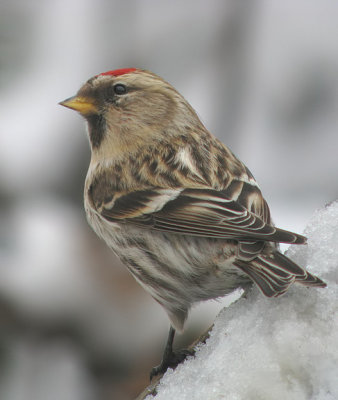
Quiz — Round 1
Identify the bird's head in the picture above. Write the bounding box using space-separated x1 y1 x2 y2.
59 69 201 159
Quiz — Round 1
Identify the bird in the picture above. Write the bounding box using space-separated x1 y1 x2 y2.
59 68 326 377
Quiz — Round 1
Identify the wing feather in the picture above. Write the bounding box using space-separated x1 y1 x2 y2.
100 188 306 245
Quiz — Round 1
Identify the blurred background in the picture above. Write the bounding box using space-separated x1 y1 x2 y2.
0 0 337 399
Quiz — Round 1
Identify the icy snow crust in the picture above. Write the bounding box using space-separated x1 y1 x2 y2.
149 201 338 400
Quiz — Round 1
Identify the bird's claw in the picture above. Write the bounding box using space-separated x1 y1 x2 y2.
150 348 195 381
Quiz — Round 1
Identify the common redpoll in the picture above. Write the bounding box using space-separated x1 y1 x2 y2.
60 68 326 377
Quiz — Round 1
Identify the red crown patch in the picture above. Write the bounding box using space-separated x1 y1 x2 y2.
99 68 138 77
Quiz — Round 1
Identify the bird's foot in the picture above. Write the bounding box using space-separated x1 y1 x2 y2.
150 348 195 380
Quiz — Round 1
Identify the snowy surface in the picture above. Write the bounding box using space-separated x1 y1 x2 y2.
149 201 338 400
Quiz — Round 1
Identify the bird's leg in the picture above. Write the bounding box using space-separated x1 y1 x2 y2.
150 326 194 380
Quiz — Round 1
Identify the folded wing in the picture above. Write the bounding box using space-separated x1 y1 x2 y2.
100 188 306 245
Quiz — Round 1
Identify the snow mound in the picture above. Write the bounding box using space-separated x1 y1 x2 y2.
149 201 338 400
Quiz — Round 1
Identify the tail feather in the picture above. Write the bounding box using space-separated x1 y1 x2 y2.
297 271 327 287
235 250 326 298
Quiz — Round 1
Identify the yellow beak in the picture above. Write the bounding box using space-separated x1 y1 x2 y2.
59 96 98 115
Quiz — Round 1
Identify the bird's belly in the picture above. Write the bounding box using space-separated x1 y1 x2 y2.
86 206 250 309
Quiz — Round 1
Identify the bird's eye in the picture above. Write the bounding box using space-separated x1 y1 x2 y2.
113 84 127 95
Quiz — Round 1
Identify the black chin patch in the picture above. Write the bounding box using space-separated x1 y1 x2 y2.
86 114 106 148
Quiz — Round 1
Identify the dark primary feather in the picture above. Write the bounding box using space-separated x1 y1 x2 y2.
100 187 307 245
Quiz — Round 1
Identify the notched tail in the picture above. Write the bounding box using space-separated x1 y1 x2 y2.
235 251 326 298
